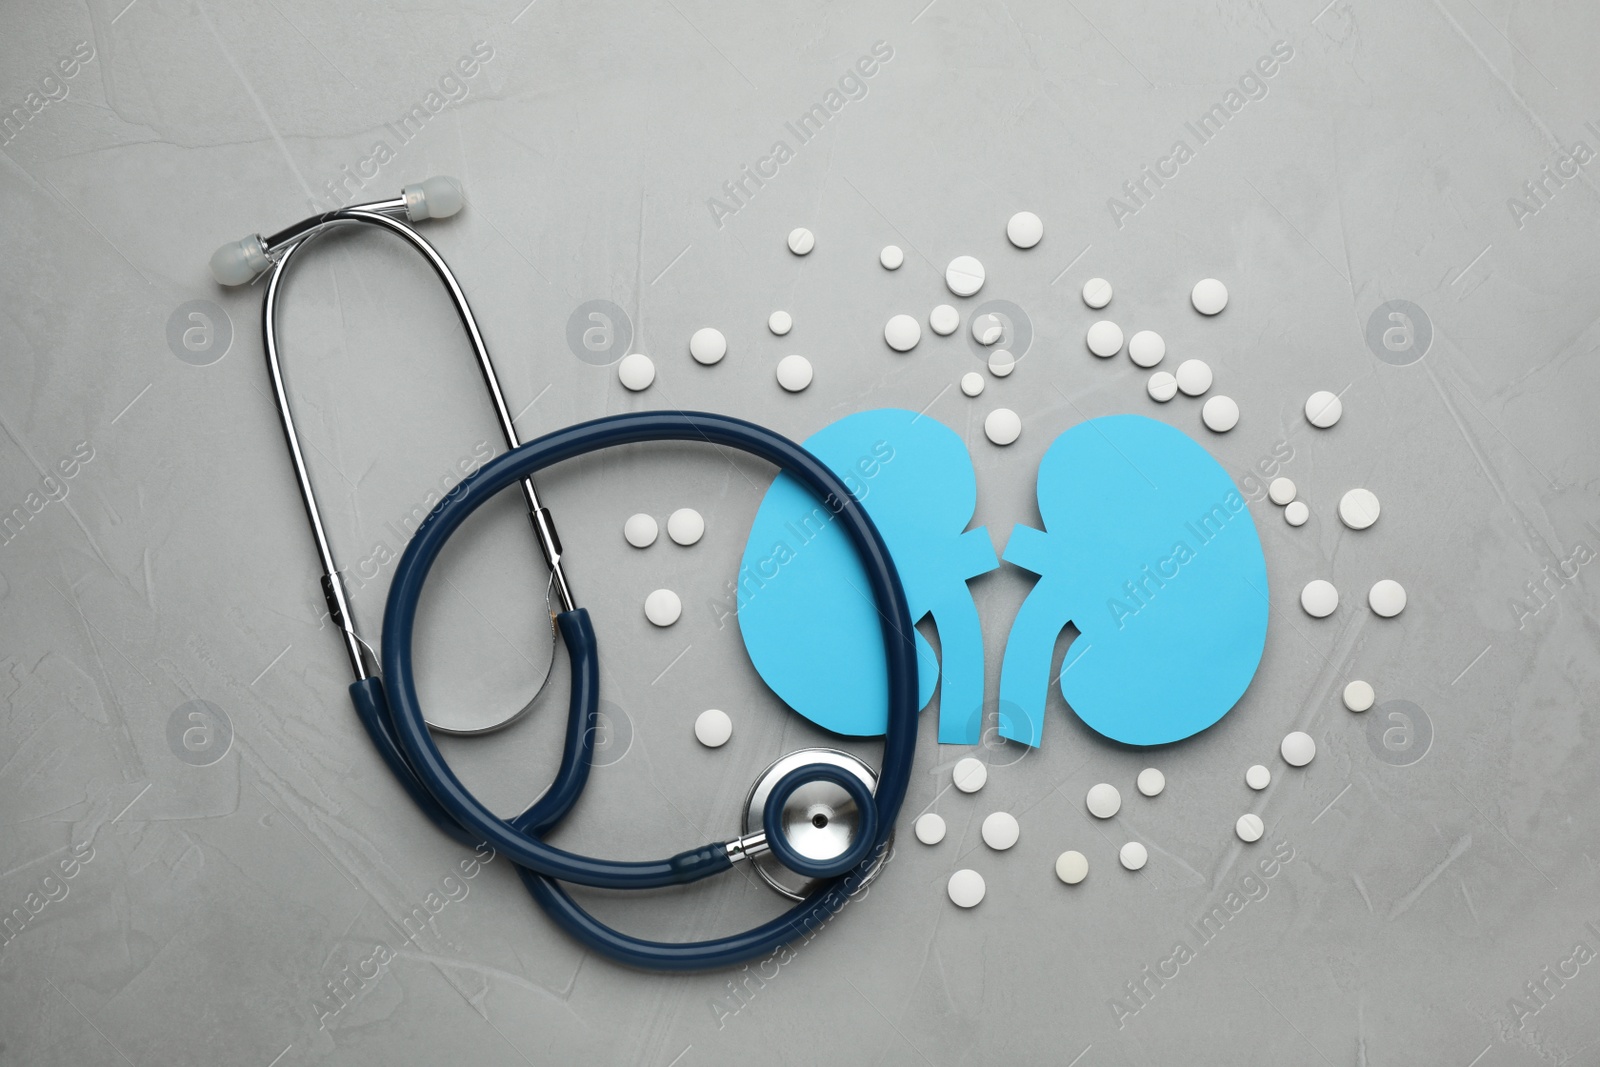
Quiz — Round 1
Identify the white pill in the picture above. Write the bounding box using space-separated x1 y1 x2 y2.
982 811 1020 850
1305 390 1342 428
1202 395 1239 432
689 327 727 365
775 354 813 392
1191 278 1228 315
666 507 704 546
617 352 655 391
623 513 658 548
988 350 1015 377
984 408 1022 446
972 313 1005 345
1006 211 1044 249
914 812 947 845
1268 477 1297 505
1147 371 1178 402
947 868 986 907
787 227 814 255
929 304 960 336
768 310 793 336
1343 680 1375 712
953 756 988 793
960 372 986 397
945 255 986 297
1338 488 1381 530
1128 330 1165 368
1086 320 1124 358
1086 783 1121 819
1082 277 1112 309
644 588 682 626
1301 579 1339 617
1175 359 1213 396
879 244 904 270
1137 768 1165 797
1119 842 1148 871
1056 850 1089 884
1245 764 1271 790
694 708 732 747
884 314 922 352
1281 731 1316 767
1235 813 1265 843
1284 501 1309 526
1369 579 1407 617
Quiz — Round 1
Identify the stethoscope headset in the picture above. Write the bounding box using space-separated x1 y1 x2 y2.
210 178 919 970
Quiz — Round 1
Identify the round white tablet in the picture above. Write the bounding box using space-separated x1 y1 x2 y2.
1086 783 1121 819
787 227 815 255
1086 320 1124 358
1268 477 1297 505
1281 731 1316 767
1338 488 1380 530
945 255 986 297
1343 680 1375 712
1006 211 1044 249
930 304 960 336
1119 842 1148 871
972 313 1004 346
1305 390 1342 428
982 811 1020 850
988 350 1015 378
1055 850 1089 884
1147 371 1178 402
644 588 682 626
623 513 658 548
1245 764 1271 790
689 327 727 365
884 314 922 352
953 757 987 793
618 352 655 391
1301 579 1339 618
880 244 904 270
914 812 947 845
1082 277 1112 309
1235 813 1264 843
1369 579 1407 617
948 869 986 907
695 708 732 747
1284 501 1309 526
768 310 793 336
1175 359 1213 396
984 408 1022 446
1136 768 1165 797
666 507 704 546
1202 395 1239 432
776 354 813 392
1128 330 1166 368
1191 278 1228 315
960 372 985 397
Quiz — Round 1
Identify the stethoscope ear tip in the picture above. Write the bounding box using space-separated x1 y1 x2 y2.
403 176 464 222
210 234 268 286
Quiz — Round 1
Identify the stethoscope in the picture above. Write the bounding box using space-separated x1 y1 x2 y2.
210 178 920 971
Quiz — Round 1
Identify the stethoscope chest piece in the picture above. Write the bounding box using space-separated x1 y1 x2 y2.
742 747 891 900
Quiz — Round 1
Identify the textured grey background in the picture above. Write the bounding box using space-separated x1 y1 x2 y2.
2 0 1598 1064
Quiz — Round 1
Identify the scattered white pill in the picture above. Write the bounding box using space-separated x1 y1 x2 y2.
982 811 1020 850
1245 764 1271 790
1119 842 1148 871
1202 395 1240 432
948 869 986 907
1284 500 1309 526
984 408 1022 446
1175 359 1213 396
1137 768 1165 797
1056 850 1089 884
775 354 813 392
1281 731 1316 767
623 513 658 548
1235 813 1265 843
1338 488 1381 530
666 507 704 546
1301 579 1339 618
929 304 960 336
945 255 986 297
1086 783 1122 819
1082 277 1113 309
1343 680 1376 712
1006 211 1044 249
953 757 988 793
787 227 815 255
879 244 904 270
884 314 922 352
1305 390 1342 428
972 313 1005 345
1147 371 1178 402
988 350 1015 377
1128 330 1166 368
617 352 655 391
1191 278 1228 315
960 372 985 397
914 813 947 845
1086 320 1124 358
695 708 732 747
644 589 682 626
1268 478 1297 505
689 327 727 365
768 310 793 336
1369 579 1407 617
